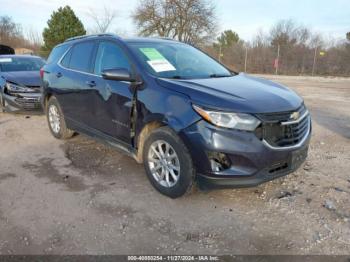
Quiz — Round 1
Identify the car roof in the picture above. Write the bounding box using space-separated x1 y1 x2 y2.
62 34 181 45
123 37 179 44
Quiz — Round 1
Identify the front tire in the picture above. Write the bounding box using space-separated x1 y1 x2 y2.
143 127 195 198
46 96 74 139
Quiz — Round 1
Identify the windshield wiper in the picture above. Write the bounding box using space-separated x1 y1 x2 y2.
169 75 183 79
209 74 232 78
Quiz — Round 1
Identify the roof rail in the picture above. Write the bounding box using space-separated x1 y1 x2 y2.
153 37 176 41
64 33 120 42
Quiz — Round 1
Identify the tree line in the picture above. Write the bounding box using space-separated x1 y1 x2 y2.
205 20 350 76
0 0 349 76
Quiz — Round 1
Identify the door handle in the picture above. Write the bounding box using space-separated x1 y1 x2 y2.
86 80 96 87
56 72 62 78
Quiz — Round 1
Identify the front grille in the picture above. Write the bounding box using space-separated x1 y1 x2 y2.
26 86 41 92
257 105 310 148
15 97 41 109
256 105 307 123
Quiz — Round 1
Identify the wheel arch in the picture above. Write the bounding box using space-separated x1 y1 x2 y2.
134 113 188 163
43 92 53 112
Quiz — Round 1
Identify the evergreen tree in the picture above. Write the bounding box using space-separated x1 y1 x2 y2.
216 30 240 48
42 6 86 51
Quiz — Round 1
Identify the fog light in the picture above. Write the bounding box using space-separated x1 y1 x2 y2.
210 159 223 172
208 152 231 172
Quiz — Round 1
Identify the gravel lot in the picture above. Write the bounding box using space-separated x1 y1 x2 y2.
0 75 349 255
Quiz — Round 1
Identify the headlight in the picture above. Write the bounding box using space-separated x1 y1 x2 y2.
5 82 34 93
193 105 261 131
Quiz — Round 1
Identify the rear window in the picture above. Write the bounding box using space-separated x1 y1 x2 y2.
68 41 95 72
47 44 70 64
0 57 45 72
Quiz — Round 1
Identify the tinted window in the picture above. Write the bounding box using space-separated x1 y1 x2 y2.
47 44 69 64
69 41 95 72
0 57 45 72
94 41 130 75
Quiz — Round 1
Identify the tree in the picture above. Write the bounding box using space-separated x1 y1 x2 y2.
347 32 350 41
42 6 86 51
87 6 117 33
268 19 315 74
212 30 241 66
132 0 217 45
25 27 42 46
270 19 299 48
0 16 22 46
215 30 239 49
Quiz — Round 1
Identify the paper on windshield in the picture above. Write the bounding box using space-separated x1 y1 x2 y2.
140 48 176 72
0 58 12 63
146 60 176 73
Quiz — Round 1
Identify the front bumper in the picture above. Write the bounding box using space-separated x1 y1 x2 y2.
2 92 42 112
180 119 311 188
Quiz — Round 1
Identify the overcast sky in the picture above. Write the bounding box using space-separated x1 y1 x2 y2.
2 0 349 42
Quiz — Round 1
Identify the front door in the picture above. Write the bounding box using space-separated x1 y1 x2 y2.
89 41 134 143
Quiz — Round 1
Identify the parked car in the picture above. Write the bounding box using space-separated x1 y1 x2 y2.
0 55 45 112
41 34 311 198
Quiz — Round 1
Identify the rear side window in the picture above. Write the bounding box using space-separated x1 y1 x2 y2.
69 41 95 72
94 41 130 75
47 44 69 64
60 48 72 68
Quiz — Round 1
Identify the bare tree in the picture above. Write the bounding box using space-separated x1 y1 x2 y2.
1 16 44 54
88 6 117 33
23 27 42 53
132 0 217 45
0 16 22 46
25 27 42 46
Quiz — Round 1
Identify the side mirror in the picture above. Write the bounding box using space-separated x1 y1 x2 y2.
101 68 135 82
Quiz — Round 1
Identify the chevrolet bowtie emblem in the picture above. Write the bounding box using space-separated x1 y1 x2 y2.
290 111 300 120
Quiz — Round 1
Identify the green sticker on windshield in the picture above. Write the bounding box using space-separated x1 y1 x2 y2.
139 48 166 61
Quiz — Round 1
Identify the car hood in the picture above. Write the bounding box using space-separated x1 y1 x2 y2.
0 71 41 87
157 73 303 113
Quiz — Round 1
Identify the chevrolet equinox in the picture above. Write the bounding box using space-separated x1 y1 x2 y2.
41 34 311 198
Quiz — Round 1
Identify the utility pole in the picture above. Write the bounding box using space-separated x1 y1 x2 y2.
244 46 248 73
312 46 318 76
275 44 280 75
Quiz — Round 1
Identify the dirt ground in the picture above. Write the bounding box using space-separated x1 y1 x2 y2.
0 75 349 255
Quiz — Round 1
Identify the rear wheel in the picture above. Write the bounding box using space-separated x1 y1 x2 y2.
46 96 74 139
143 127 195 198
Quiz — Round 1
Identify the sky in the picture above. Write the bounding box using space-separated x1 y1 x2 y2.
1 0 349 42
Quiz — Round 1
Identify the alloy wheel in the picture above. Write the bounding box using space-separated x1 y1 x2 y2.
147 140 181 188
48 104 61 134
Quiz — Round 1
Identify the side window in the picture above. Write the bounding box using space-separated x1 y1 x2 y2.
60 48 72 67
94 41 131 75
47 44 69 64
69 41 95 72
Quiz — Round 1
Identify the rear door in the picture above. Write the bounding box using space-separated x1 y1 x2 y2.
88 40 134 142
55 40 97 127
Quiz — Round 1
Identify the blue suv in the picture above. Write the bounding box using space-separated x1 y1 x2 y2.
41 34 311 198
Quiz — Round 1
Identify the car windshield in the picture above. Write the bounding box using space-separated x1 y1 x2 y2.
0 57 45 72
129 41 233 79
